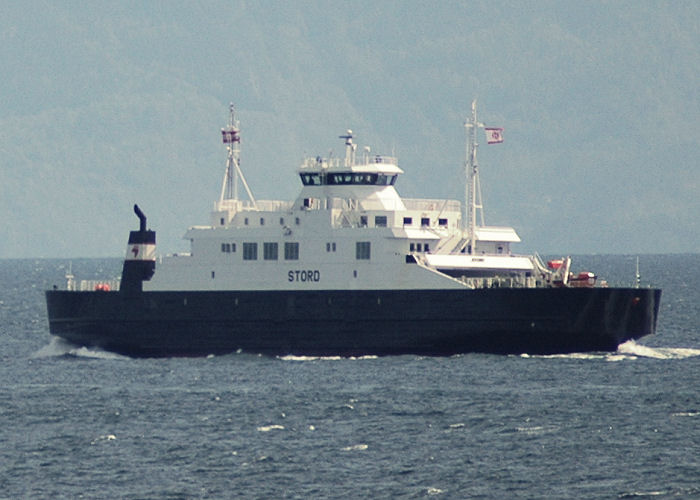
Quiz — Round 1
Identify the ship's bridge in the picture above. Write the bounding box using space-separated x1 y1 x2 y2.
296 153 406 212
293 130 410 213
298 155 403 186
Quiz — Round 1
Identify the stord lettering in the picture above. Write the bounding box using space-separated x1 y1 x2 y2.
287 270 321 282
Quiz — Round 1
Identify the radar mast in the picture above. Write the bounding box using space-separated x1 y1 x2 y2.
464 100 486 253
220 103 256 207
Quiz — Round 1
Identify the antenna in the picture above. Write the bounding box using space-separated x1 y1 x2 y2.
339 130 355 166
464 100 485 253
220 103 256 207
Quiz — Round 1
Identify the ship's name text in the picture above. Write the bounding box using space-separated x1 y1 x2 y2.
288 270 321 282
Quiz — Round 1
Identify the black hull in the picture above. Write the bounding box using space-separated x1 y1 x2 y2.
45 287 661 358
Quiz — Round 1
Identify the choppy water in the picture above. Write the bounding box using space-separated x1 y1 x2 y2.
1 255 699 499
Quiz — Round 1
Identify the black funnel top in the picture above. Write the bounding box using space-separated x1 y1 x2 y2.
134 204 147 232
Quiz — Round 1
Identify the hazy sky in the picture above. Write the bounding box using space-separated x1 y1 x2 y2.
1 0 698 257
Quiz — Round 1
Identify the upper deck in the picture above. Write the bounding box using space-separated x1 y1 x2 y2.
300 154 402 173
298 151 403 188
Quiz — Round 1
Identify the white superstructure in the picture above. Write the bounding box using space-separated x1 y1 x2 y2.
146 104 562 292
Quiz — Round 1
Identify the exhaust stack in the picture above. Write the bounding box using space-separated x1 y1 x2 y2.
121 204 156 294
134 204 148 232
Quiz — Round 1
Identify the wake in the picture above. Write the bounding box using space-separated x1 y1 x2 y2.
31 336 128 360
615 339 700 360
524 339 700 361
278 354 379 362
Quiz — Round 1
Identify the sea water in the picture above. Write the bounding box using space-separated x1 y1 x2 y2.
1 255 699 499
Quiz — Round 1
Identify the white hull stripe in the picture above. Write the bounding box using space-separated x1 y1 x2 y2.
125 243 156 261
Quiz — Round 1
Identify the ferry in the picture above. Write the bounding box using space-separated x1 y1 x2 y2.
45 102 661 357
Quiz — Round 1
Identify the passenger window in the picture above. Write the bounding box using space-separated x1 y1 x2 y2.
356 241 370 260
264 242 278 260
243 242 257 260
285 242 299 260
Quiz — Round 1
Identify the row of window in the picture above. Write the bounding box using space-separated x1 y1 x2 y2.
220 214 449 229
403 217 448 227
300 172 398 186
243 216 301 227
359 216 449 228
410 242 430 253
221 242 299 260
219 216 302 227
245 242 297 260
220 241 370 260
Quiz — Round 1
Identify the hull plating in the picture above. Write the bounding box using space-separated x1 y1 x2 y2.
45 287 661 358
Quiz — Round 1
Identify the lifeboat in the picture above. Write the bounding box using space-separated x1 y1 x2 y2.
569 271 596 288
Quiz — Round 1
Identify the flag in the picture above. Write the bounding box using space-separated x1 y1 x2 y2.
221 129 240 143
484 127 504 144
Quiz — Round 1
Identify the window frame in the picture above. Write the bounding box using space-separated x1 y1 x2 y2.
356 241 371 260
263 242 279 260
284 242 299 260
243 242 258 260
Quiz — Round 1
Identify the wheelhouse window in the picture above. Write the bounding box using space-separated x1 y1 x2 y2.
243 242 258 260
301 172 398 186
377 174 398 186
421 217 430 227
438 218 448 227
403 217 412 226
375 215 387 227
300 173 322 185
356 241 371 260
285 242 299 260
328 173 383 185
264 242 278 260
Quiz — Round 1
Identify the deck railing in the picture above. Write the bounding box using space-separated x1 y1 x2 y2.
215 199 294 213
301 155 398 169
402 198 461 213
66 278 121 291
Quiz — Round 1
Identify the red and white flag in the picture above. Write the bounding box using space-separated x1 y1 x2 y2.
221 129 240 144
484 127 504 144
